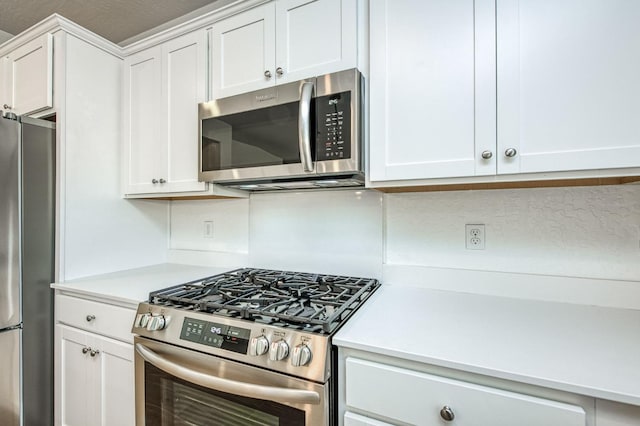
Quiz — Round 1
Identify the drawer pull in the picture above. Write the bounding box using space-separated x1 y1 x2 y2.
90 349 100 357
440 405 455 421
82 347 90 354
86 314 96 322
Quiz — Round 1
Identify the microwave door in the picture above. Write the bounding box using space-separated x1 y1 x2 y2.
199 78 317 183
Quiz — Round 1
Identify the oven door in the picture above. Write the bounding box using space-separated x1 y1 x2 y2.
134 336 329 426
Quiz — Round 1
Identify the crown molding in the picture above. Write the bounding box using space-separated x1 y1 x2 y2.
120 0 269 56
0 14 122 58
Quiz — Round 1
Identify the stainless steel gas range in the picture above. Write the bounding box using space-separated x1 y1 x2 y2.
131 268 379 426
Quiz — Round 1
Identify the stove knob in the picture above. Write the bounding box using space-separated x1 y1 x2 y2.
146 315 166 331
291 344 312 367
269 340 289 361
249 336 270 356
135 313 151 328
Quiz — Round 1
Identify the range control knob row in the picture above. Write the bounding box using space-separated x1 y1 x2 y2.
135 313 166 331
249 335 270 356
291 344 312 367
269 339 289 361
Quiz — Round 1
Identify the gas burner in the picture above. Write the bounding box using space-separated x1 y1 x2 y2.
148 268 380 334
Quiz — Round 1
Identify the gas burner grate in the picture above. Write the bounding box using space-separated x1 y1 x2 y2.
148 268 380 333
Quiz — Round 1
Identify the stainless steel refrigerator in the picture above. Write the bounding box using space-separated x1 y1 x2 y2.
0 114 55 426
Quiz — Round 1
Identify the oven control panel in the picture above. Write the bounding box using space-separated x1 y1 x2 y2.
180 317 250 355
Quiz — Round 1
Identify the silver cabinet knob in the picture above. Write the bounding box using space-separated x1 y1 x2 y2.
159 178 166 184
90 349 100 357
82 347 90 354
3 104 11 109
249 335 270 356
86 314 96 322
276 67 284 76
264 70 272 79
269 340 289 361
291 344 312 367
146 315 166 331
481 150 493 159
505 148 517 158
152 178 159 184
440 406 455 421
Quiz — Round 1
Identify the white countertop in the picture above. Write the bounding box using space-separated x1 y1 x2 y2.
51 263 233 308
334 285 640 406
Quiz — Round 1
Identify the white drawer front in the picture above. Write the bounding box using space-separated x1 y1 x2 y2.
345 358 586 426
56 294 136 343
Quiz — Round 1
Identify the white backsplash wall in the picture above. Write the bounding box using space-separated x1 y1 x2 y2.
168 198 250 267
385 184 640 281
249 189 384 278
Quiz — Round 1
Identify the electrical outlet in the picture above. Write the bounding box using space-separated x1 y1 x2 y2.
203 221 214 238
465 224 485 250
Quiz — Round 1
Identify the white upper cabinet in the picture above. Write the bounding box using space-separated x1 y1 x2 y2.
369 0 496 181
123 46 163 195
370 0 640 184
496 0 640 175
123 31 207 195
0 33 53 116
210 0 357 99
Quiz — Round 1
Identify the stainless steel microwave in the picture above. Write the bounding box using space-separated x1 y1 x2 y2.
198 69 364 190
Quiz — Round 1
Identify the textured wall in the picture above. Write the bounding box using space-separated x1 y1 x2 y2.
169 184 640 282
386 185 640 281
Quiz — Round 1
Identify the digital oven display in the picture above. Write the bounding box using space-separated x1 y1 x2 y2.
179 318 250 354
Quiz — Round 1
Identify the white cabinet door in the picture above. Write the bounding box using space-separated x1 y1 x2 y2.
162 31 207 193
211 3 276 98
497 0 640 174
59 326 92 426
344 412 393 426
275 0 357 84
368 0 496 182
123 46 164 194
57 325 134 426
0 33 53 115
94 334 135 426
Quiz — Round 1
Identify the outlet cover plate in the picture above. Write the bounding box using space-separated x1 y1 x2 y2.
465 224 485 250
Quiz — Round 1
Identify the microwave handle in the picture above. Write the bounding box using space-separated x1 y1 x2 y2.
298 82 315 172
135 343 321 405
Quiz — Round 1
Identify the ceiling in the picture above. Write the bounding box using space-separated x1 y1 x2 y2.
0 0 229 45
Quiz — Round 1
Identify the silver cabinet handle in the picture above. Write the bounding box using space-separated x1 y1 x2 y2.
505 148 517 157
298 82 315 173
440 406 455 421
152 179 158 184
90 349 100 357
86 314 95 322
276 67 284 76
3 104 11 109
481 150 493 159
82 347 90 354
159 178 166 184
264 70 272 79
135 343 321 405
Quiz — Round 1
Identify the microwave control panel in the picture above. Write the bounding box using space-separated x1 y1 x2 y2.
316 91 351 161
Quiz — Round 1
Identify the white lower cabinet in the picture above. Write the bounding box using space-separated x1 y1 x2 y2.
344 357 588 426
55 295 136 426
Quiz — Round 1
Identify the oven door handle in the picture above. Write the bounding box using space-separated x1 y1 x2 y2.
298 81 315 173
135 343 321 405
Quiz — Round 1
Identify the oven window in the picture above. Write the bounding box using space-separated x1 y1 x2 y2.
201 101 309 172
144 363 306 426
